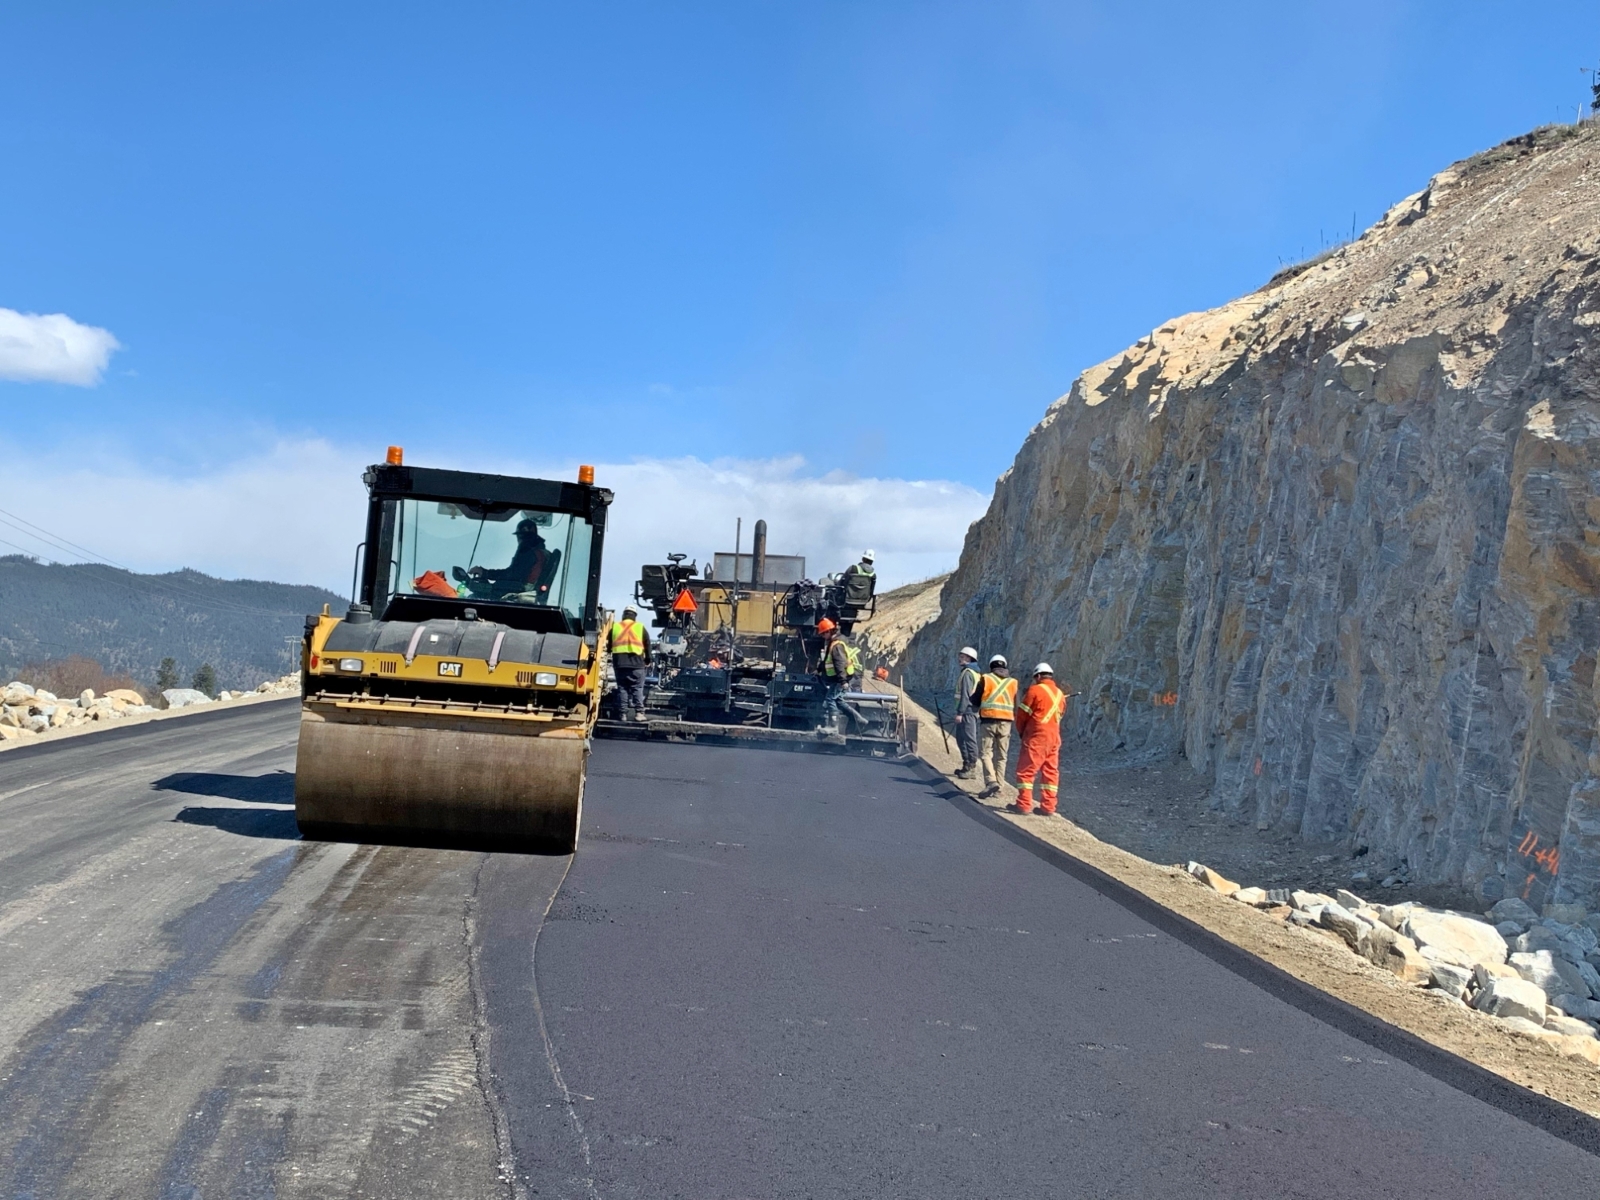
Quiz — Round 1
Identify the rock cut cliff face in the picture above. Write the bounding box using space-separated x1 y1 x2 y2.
907 123 1600 909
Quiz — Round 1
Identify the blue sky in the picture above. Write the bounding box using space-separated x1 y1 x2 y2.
2 2 1597 591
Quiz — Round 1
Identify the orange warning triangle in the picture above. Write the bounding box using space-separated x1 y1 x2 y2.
672 587 698 613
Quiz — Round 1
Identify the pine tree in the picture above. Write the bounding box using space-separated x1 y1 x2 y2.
155 657 180 691
190 663 217 698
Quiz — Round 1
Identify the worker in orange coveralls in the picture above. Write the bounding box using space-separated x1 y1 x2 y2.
1011 662 1072 816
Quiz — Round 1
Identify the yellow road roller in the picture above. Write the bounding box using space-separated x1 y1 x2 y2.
295 449 612 853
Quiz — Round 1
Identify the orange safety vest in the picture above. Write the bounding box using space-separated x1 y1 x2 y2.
1018 679 1066 729
977 674 1017 720
609 619 646 657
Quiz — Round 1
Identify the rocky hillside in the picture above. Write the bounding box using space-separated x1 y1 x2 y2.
855 574 948 676
906 122 1600 911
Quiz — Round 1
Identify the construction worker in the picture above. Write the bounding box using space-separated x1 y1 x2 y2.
1013 662 1071 815
952 646 981 778
607 605 651 720
818 618 854 726
971 654 1017 798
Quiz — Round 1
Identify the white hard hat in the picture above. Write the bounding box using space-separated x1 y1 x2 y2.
959 646 978 660
862 549 875 562
1033 662 1054 675
989 654 1007 668
622 604 638 616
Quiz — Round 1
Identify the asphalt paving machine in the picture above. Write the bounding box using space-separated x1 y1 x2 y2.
295 449 612 852
596 520 910 757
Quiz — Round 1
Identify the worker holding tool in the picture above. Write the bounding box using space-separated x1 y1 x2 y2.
1012 662 1071 815
952 646 982 779
971 655 1017 799
607 605 652 720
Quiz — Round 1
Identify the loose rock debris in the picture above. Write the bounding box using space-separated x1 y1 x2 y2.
0 672 301 748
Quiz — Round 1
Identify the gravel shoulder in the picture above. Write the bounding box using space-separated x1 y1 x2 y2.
890 683 1600 1122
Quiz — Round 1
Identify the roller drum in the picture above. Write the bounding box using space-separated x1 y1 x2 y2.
294 708 585 853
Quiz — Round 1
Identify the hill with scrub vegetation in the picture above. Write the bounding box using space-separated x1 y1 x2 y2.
0 554 344 692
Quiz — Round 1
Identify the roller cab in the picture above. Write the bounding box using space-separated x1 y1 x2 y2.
295 454 611 853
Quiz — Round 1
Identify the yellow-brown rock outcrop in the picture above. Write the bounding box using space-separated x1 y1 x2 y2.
907 123 1600 909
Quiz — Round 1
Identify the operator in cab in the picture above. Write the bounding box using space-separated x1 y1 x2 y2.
460 515 562 603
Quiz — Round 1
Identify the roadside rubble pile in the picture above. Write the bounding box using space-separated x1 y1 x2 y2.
0 673 301 743
1186 861 1600 1063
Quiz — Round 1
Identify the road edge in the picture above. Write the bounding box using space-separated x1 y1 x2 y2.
0 693 301 761
888 683 1600 1152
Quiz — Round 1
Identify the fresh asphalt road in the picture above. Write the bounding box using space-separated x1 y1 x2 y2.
1 702 1597 1198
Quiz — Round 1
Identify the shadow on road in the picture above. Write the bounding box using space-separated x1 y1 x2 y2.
172 805 300 841
153 771 295 806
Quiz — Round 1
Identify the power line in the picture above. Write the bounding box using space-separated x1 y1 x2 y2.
0 508 319 619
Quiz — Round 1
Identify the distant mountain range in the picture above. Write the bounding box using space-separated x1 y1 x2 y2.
0 555 346 691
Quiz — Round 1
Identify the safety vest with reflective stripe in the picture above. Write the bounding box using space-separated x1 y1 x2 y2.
977 674 1017 720
1018 679 1066 726
824 640 862 677
609 620 646 657
956 666 981 710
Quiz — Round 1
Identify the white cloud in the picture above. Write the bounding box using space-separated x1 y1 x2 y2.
0 441 988 610
0 308 122 386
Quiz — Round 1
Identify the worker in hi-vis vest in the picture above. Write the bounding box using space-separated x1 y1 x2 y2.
952 647 982 779
607 605 651 720
819 618 858 726
1012 663 1071 816
970 655 1017 798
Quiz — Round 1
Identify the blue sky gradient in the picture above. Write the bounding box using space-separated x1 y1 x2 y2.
2 2 1597 586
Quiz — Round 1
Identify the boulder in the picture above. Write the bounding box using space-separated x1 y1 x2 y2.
1358 924 1432 984
1473 961 1521 990
0 725 26 741
77 689 94 707
1 682 35 706
1545 902 1589 925
1319 903 1370 949
1488 897 1540 925
103 688 144 706
1544 1013 1599 1039
24 715 49 734
160 689 213 710
1291 890 1335 912
1372 903 1414 931
33 689 56 703
1189 864 1239 896
1334 889 1367 911
1513 925 1563 955
1474 976 1550 1023
1551 994 1600 1020
1403 911 1507 969
1232 886 1269 905
1495 920 1527 938
48 707 71 728
0 707 22 728
1509 949 1590 999
1429 962 1473 999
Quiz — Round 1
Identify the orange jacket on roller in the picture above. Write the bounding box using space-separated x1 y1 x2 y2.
1015 678 1067 742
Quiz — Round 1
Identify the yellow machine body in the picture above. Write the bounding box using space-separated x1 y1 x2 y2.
293 458 612 853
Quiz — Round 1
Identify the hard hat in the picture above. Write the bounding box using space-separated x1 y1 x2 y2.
959 646 978 660
862 549 875 562
622 604 638 616
1033 662 1054 675
817 617 837 634
989 654 1007 668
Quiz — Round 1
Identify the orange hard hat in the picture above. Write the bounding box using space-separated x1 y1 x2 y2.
816 617 837 634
